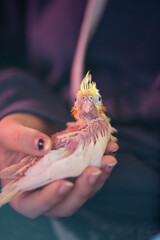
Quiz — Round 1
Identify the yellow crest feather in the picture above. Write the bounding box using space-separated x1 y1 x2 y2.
77 71 99 97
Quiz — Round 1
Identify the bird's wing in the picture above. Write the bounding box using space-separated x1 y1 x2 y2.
0 148 70 206
17 139 94 191
0 155 35 179
16 120 110 192
89 132 109 167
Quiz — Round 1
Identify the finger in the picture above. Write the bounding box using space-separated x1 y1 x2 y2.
0 123 52 156
90 155 117 197
45 167 102 217
105 141 119 155
101 155 117 172
10 180 74 218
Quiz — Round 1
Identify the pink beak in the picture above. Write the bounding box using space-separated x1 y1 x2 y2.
81 100 90 113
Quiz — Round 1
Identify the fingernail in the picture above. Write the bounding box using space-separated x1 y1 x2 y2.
113 147 119 153
58 182 74 195
38 139 44 150
107 148 119 156
105 161 117 173
35 138 51 151
88 170 102 184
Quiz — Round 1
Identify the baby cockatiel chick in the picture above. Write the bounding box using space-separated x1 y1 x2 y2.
0 71 117 206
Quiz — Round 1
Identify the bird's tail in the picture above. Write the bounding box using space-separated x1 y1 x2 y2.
0 181 21 207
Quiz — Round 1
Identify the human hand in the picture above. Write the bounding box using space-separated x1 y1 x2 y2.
0 113 54 172
0 113 118 218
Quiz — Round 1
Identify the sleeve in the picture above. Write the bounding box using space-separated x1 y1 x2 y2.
0 69 69 124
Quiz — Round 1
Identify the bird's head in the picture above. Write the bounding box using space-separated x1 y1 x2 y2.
71 71 106 123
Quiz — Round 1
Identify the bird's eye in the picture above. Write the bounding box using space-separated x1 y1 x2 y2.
89 96 93 100
75 97 77 101
99 96 102 102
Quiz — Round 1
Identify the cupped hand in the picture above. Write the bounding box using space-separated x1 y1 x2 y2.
0 113 118 218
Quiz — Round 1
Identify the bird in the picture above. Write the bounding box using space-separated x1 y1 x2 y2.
0 71 117 206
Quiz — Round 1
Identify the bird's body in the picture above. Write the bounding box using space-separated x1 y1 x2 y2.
0 72 117 206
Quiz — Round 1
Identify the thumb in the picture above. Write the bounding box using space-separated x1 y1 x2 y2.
0 123 52 156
